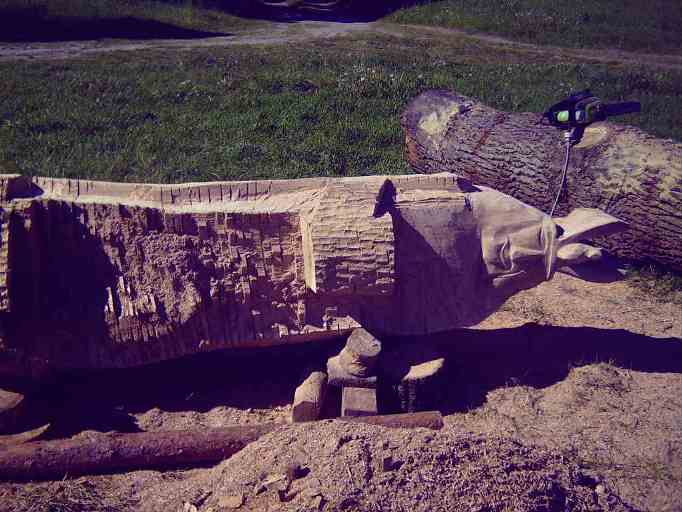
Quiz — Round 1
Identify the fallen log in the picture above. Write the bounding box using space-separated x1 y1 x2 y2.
401 90 682 270
0 411 443 481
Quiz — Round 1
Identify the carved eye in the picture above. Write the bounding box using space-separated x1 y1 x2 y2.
556 225 565 238
497 237 512 270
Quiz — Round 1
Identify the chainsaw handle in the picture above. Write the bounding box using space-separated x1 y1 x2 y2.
604 101 641 117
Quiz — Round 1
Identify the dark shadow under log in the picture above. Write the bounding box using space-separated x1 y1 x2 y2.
401 90 682 271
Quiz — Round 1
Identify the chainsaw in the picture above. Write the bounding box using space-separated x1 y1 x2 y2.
540 90 641 215
541 89 641 145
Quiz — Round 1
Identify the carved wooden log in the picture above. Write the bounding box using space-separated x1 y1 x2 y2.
0 412 443 481
401 90 682 270
0 173 627 376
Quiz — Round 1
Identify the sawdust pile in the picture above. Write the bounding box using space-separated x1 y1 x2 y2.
122 421 633 512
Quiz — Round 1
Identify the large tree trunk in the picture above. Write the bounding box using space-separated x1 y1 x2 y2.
401 90 682 271
0 411 443 481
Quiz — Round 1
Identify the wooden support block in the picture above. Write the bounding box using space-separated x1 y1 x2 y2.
396 358 446 413
378 344 448 414
341 387 377 417
327 355 377 389
291 371 327 423
338 328 382 377
389 358 446 413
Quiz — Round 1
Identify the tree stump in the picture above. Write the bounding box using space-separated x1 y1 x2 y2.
401 90 682 271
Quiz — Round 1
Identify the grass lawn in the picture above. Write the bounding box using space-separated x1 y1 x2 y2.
2 33 681 183
386 0 682 55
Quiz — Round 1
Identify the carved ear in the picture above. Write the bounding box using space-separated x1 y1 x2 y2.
554 208 628 246
373 179 396 217
556 243 603 264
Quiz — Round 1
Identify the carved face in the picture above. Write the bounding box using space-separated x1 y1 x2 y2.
468 187 558 291
469 186 627 293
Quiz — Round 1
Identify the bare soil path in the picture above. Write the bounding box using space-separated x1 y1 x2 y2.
2 20 682 71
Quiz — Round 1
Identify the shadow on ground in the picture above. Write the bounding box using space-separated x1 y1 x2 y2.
422 323 682 413
0 9 228 43
15 323 680 438
21 338 346 438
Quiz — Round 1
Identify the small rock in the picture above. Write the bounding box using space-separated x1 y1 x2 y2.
290 475 322 499
286 462 309 481
217 494 244 509
182 502 198 512
192 490 212 507
310 495 326 510
382 455 394 472
254 473 288 494
595 484 607 495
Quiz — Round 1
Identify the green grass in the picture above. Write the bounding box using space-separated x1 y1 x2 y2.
1 34 682 183
0 0 260 34
386 0 682 54
624 263 682 301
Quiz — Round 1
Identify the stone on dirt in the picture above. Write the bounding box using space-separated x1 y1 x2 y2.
217 493 244 509
182 502 198 512
254 473 288 495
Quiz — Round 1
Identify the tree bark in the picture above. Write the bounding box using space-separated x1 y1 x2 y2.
401 90 682 271
0 412 443 481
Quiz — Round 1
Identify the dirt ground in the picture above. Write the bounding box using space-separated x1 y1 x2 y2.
2 20 682 71
0 268 680 512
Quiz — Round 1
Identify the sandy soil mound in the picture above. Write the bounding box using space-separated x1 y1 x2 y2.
1 421 633 512
447 363 682 512
193 421 636 512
